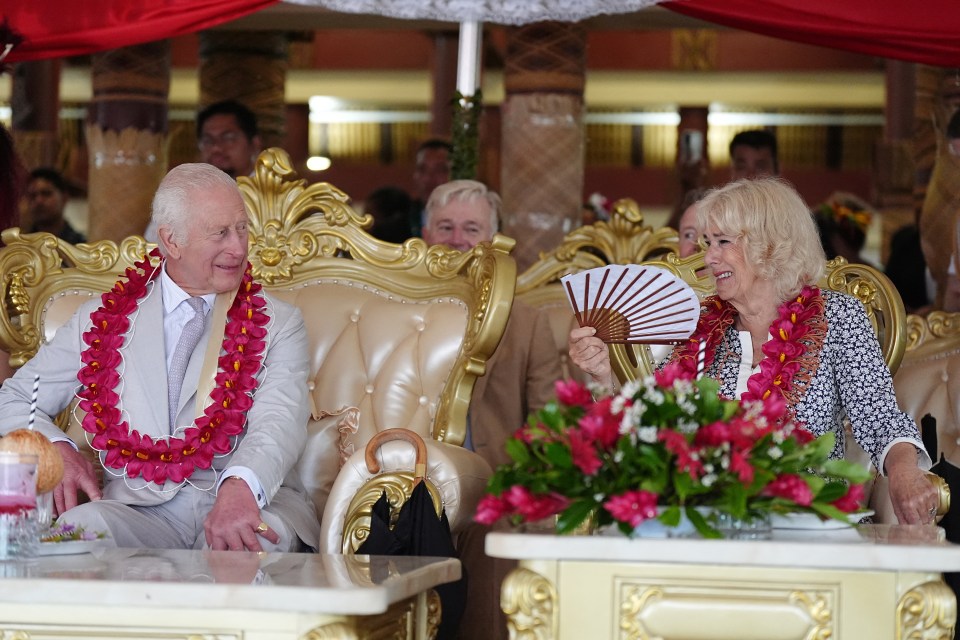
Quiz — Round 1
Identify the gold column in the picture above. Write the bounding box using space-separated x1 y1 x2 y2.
86 41 170 242
500 22 586 273
199 31 289 149
10 59 61 172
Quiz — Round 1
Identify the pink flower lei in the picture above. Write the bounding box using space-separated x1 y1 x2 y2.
76 249 269 486
678 285 825 418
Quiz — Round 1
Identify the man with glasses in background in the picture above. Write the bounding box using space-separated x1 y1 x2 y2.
197 100 262 179
146 101 261 243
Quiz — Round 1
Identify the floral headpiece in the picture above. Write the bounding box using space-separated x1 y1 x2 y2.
816 193 873 235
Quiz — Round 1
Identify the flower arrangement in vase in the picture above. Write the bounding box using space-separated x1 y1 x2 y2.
475 364 870 538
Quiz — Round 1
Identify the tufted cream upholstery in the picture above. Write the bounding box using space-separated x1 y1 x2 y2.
0 148 517 554
894 312 960 465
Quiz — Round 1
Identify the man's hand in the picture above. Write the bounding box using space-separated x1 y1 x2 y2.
53 441 101 516
885 442 939 524
204 478 280 551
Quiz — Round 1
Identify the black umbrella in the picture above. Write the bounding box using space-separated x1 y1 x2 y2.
356 429 467 640
921 414 960 640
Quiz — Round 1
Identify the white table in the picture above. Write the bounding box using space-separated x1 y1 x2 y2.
0 547 460 639
487 524 959 639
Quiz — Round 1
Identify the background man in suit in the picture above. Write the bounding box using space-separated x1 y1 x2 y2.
24 167 86 243
0 163 319 552
422 179 562 640
729 129 779 180
197 100 262 179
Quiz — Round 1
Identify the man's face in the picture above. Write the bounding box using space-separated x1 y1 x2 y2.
25 178 66 225
161 183 250 296
422 197 493 251
413 148 450 202
730 145 777 181
198 114 260 179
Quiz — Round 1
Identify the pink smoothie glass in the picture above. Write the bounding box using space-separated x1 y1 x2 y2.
0 452 38 560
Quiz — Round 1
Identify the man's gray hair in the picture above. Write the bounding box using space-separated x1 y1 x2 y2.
424 179 501 234
151 163 240 253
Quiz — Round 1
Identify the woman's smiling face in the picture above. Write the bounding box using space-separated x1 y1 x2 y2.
703 227 756 307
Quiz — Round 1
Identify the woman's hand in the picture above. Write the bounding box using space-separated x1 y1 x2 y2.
568 326 615 389
884 442 939 524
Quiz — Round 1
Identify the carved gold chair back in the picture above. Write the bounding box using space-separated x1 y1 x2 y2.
515 198 679 381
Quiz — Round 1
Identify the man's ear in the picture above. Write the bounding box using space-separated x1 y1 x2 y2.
157 226 182 260
251 135 262 155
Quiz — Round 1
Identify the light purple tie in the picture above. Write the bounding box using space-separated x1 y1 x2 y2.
168 297 207 430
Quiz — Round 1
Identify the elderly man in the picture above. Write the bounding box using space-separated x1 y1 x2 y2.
422 179 562 466
422 180 562 640
0 164 319 552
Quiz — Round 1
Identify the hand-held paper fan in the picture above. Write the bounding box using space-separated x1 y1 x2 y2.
561 264 700 344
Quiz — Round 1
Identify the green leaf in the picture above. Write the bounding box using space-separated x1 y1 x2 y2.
545 442 573 467
658 505 681 527
556 500 597 535
822 459 872 484
505 438 531 465
686 507 722 539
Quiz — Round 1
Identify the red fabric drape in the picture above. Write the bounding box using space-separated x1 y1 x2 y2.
2 0 280 62
665 0 960 67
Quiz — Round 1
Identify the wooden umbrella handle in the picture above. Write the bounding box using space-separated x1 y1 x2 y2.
364 428 428 482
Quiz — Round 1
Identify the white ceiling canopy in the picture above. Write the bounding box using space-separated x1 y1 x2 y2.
282 0 666 25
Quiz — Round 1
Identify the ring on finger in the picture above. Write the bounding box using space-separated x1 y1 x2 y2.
256 521 270 533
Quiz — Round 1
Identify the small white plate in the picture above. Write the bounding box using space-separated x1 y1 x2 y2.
771 510 873 530
37 539 106 556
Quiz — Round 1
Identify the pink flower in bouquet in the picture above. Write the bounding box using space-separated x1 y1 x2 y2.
555 379 592 407
654 361 690 388
604 490 658 527
693 420 734 448
474 494 509 525
790 425 815 445
729 450 755 484
762 473 814 507
659 429 703 478
831 483 865 513
578 398 620 449
569 430 602 475
504 485 570 522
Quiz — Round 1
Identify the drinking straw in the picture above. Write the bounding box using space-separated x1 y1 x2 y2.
696 339 707 379
27 374 39 430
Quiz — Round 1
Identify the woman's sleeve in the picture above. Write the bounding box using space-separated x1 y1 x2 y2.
827 293 929 472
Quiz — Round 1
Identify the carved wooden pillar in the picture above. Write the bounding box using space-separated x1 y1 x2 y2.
430 32 458 138
10 59 60 172
874 61 916 264
915 66 960 308
500 22 586 273
199 31 288 149
86 41 170 242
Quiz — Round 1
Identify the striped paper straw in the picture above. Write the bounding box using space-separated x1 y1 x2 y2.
696 339 707 380
27 374 39 430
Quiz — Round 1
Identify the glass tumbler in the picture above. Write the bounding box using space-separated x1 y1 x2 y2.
0 452 39 560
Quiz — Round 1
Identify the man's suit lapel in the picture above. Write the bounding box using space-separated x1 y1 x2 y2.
125 285 169 437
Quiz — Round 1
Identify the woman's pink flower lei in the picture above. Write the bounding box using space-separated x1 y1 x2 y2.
679 285 822 415
75 249 269 486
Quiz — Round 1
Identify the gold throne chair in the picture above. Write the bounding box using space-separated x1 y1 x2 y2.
0 148 517 554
